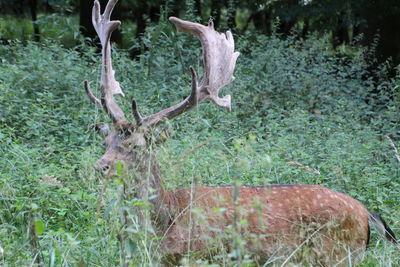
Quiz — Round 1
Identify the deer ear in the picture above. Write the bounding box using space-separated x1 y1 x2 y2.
94 123 111 138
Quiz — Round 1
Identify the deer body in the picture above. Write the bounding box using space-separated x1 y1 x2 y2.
100 147 373 265
84 1 399 265
158 185 369 265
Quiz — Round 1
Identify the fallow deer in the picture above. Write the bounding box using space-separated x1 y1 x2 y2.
84 0 399 265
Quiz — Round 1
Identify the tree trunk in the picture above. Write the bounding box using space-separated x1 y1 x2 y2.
195 0 202 18
130 0 149 57
333 14 348 48
276 19 296 36
300 18 309 40
29 0 40 42
134 0 148 39
211 0 222 29
169 0 182 17
274 0 297 36
226 0 236 30
80 0 97 40
252 9 272 35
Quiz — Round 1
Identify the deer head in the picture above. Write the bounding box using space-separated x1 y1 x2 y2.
85 0 239 178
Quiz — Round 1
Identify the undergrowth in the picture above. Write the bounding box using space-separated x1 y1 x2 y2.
0 20 399 266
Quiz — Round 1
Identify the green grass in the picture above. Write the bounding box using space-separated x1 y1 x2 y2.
0 23 399 265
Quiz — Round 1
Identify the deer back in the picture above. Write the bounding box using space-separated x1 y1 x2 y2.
161 185 369 265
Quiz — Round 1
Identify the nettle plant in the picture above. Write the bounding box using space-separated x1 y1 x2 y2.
84 0 399 265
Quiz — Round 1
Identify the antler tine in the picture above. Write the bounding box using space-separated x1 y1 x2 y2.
84 80 102 106
85 0 126 123
141 17 240 127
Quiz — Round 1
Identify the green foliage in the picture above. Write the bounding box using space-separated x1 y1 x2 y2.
0 41 94 150
0 14 80 47
0 24 399 265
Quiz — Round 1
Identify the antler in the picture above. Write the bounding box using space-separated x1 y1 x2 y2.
85 2 239 128
85 0 126 123
139 17 240 127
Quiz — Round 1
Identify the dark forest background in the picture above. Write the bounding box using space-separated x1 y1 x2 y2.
2 0 400 68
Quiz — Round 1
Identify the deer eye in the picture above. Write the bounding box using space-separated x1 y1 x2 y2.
118 127 134 138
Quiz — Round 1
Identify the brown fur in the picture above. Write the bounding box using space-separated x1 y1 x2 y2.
158 185 369 265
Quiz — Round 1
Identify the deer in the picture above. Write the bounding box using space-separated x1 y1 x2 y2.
84 0 399 265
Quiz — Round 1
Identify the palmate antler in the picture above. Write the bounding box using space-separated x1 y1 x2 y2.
137 17 240 127
85 0 240 128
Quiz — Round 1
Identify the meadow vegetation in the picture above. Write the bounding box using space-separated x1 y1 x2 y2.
0 18 399 265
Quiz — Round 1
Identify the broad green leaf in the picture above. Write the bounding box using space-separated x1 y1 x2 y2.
35 220 45 235
116 161 124 177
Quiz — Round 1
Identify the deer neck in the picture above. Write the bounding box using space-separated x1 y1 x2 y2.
125 151 170 231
